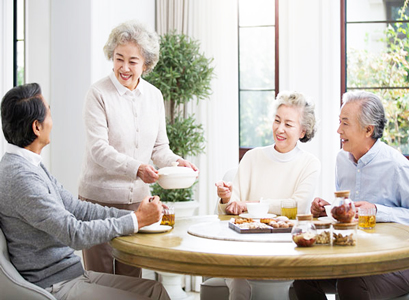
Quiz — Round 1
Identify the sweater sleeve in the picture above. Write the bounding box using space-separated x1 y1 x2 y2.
217 154 250 215
13 167 134 250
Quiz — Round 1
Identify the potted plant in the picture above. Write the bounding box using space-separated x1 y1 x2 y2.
144 32 214 207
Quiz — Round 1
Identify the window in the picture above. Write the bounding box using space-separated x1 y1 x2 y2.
342 0 409 155
238 0 279 160
14 0 25 86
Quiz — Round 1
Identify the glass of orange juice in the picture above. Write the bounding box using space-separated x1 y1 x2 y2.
358 207 376 229
281 200 297 219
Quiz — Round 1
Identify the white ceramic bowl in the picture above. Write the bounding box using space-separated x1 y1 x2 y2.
246 202 269 217
157 163 198 190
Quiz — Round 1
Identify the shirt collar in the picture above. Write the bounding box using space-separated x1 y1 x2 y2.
5 143 42 166
267 143 302 162
109 71 144 97
348 139 380 166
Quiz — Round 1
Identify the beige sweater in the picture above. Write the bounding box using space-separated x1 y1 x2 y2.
218 145 321 215
78 73 180 204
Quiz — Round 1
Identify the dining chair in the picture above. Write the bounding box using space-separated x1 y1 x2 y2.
289 284 409 300
0 227 56 300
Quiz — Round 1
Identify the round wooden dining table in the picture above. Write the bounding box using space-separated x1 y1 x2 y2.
110 215 409 280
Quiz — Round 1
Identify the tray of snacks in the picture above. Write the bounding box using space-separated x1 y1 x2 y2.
229 216 294 234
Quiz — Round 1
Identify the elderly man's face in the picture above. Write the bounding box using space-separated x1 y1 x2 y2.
337 102 370 161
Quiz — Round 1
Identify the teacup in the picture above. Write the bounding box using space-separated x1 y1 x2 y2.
246 202 269 217
358 207 376 229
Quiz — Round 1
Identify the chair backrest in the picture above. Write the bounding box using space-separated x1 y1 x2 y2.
222 167 237 182
0 227 56 300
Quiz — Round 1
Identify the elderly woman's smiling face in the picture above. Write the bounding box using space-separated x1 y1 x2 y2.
273 105 306 153
113 42 146 91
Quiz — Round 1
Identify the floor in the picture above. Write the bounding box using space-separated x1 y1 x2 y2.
187 291 200 300
185 290 336 300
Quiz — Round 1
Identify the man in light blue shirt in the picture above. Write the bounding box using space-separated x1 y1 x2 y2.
294 91 409 299
336 138 409 225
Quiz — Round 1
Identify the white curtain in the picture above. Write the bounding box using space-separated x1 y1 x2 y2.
156 0 189 35
155 0 239 292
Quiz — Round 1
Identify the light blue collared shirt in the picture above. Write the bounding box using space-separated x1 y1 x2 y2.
336 139 409 225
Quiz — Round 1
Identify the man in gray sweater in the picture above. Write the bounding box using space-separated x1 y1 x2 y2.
0 83 170 300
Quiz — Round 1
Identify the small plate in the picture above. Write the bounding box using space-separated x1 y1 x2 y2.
318 216 336 223
239 213 277 219
139 225 172 233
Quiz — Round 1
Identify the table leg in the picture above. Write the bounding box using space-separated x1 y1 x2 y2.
157 271 195 300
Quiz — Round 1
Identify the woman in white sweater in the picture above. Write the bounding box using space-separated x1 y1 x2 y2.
78 20 196 277
215 91 321 300
217 91 320 216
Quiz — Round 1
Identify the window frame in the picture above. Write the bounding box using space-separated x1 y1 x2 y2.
341 0 409 158
238 0 280 161
13 0 25 86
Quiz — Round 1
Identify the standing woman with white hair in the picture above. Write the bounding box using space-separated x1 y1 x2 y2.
78 20 197 277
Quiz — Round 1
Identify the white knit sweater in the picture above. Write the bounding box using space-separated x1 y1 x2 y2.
78 73 180 204
218 144 321 215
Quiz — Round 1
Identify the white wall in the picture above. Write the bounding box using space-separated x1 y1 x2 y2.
26 0 51 167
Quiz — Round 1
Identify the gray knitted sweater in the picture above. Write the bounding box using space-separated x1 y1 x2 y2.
0 153 135 288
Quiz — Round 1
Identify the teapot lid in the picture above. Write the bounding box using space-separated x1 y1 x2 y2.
296 214 313 221
334 190 350 198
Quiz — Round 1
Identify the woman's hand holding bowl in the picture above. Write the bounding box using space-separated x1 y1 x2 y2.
137 164 159 183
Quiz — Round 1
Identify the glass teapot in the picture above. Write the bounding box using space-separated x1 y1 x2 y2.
331 190 356 223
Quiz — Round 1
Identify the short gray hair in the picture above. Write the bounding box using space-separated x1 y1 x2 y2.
342 91 386 139
103 20 160 74
273 91 316 143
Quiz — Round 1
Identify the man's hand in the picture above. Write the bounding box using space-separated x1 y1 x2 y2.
354 201 377 218
225 201 247 215
135 196 163 229
311 197 330 218
137 164 159 183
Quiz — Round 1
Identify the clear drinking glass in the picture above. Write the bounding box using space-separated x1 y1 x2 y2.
358 207 376 230
281 199 297 219
161 206 175 226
